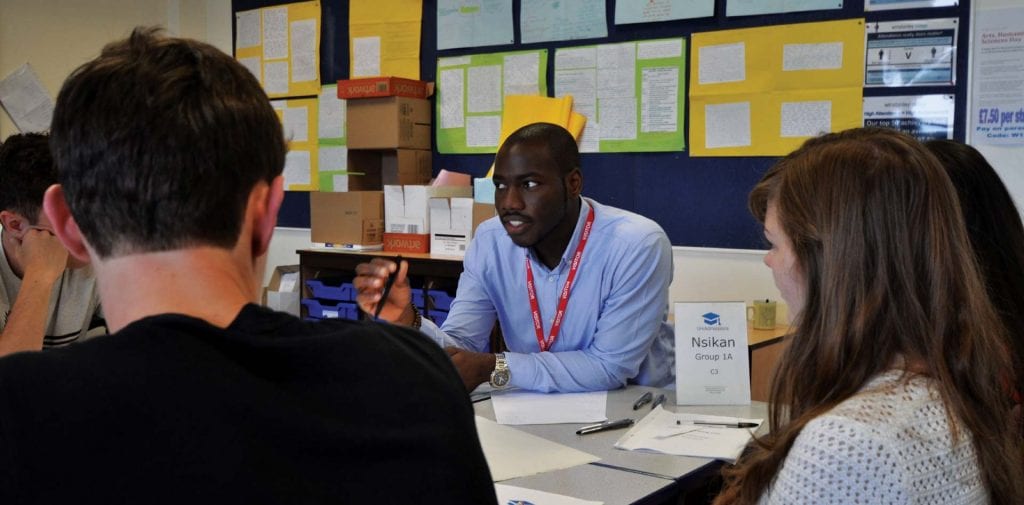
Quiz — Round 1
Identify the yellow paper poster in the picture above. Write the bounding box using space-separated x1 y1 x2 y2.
350 0 422 79
689 19 864 156
234 1 321 99
272 98 319 191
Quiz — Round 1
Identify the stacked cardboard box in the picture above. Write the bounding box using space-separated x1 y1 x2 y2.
309 78 434 248
383 185 472 253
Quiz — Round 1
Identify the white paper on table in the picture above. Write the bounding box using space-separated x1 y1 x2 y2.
614 406 761 462
495 484 603 505
492 390 607 425
475 416 600 481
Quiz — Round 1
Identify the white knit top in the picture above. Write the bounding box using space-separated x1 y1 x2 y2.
759 370 988 504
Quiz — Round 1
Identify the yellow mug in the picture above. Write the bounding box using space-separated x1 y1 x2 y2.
747 300 777 330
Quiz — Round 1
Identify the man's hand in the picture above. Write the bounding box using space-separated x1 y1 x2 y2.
354 257 414 324
18 227 68 283
0 227 69 356
445 347 497 391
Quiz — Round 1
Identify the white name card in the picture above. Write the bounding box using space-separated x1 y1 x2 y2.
675 302 751 405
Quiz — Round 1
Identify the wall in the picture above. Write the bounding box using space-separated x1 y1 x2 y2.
0 0 231 139
2 1 1010 319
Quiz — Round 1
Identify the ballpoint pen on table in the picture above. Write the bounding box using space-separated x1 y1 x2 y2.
632 391 653 410
576 418 635 435
677 420 760 428
650 394 666 409
373 255 402 320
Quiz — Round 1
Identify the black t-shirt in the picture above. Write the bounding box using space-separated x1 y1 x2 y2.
0 304 497 505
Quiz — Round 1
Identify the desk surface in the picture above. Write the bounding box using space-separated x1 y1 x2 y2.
502 463 677 505
475 385 768 495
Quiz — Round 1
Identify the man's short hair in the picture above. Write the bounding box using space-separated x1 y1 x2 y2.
0 133 57 223
49 27 286 259
498 123 580 176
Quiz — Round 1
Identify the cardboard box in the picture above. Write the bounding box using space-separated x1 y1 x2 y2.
430 199 496 257
337 77 434 99
262 265 300 316
347 97 431 150
320 149 432 192
384 185 473 235
310 191 384 246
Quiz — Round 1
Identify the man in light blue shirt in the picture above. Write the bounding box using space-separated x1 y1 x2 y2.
356 122 674 392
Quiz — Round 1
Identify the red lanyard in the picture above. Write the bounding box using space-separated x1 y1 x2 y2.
525 206 596 352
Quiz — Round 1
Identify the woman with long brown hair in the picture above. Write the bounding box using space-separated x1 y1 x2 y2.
715 128 1023 504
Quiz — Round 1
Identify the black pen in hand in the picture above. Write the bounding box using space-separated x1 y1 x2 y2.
576 418 634 435
373 255 402 320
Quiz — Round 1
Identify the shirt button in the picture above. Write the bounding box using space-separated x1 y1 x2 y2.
548 276 555 282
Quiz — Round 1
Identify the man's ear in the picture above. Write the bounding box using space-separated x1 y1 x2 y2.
42 185 91 262
251 175 284 257
566 168 583 198
0 210 28 238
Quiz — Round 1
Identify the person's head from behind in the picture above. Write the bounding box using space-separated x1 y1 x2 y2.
725 127 1018 503
925 139 1024 400
493 122 581 248
45 27 286 268
0 133 58 235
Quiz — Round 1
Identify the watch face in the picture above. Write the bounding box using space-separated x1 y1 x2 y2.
491 370 510 387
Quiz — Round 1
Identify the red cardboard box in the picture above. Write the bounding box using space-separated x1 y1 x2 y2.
337 77 434 99
383 232 430 254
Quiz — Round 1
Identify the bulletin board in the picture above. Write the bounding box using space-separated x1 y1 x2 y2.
235 0 321 98
232 0 972 250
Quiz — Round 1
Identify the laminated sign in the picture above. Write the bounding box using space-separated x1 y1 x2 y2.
675 302 750 405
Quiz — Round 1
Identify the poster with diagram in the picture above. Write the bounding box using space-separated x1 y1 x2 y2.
865 18 957 87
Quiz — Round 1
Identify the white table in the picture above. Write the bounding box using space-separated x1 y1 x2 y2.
474 386 768 503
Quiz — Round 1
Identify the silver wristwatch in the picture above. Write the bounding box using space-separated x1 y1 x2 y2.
489 353 510 388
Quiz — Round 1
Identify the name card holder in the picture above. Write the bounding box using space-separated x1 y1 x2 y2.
675 302 751 405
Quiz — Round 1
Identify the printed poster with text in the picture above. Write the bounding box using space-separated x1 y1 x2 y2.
615 0 713 25
970 6 1024 146
272 98 319 191
863 94 954 141
555 38 686 153
235 1 320 99
350 0 422 79
689 19 865 157
317 84 350 192
436 50 548 153
727 0 843 18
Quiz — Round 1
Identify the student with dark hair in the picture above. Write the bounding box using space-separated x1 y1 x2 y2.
356 122 675 393
926 139 1024 401
715 128 1023 504
0 27 496 504
0 133 102 355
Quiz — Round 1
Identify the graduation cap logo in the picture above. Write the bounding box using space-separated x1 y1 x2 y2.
702 312 721 326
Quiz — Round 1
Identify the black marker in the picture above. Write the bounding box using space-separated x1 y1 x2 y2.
576 418 635 435
373 255 402 320
632 391 653 410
